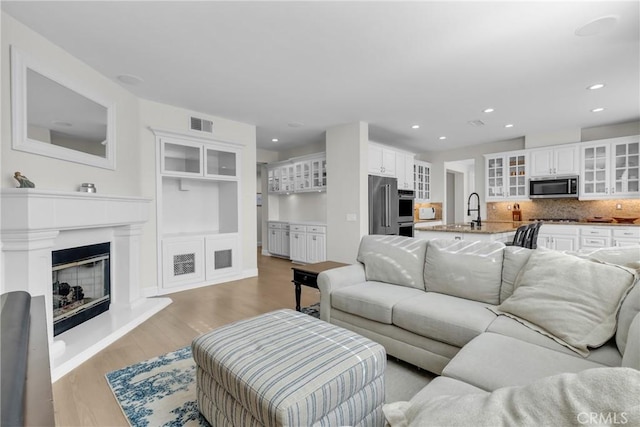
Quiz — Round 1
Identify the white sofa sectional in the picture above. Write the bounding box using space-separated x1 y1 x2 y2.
318 236 640 424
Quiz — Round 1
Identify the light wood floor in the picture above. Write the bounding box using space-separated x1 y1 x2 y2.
52 249 320 427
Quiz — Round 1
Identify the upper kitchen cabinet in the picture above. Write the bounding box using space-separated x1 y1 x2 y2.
395 151 415 190
529 144 579 177
161 136 238 180
368 142 396 177
267 153 326 194
485 150 528 201
581 135 639 199
414 160 431 201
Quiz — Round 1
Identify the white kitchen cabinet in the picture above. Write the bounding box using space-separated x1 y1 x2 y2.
613 227 640 247
369 143 396 177
581 136 639 200
289 223 326 264
267 222 290 257
537 224 579 251
414 160 431 201
485 151 528 201
268 153 326 194
395 152 415 190
529 144 579 177
579 226 612 249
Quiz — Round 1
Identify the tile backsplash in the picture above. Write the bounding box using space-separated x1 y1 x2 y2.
486 199 640 222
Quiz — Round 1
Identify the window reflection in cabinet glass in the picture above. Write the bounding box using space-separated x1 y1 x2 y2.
206 148 236 176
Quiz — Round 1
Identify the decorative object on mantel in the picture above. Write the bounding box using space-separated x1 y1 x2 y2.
79 183 96 193
13 171 35 188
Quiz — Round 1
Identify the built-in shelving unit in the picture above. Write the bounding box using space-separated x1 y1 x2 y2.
152 128 242 293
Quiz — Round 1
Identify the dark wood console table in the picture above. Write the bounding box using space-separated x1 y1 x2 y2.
291 261 348 311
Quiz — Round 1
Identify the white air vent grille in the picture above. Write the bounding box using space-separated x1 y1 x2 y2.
190 117 213 133
467 120 485 127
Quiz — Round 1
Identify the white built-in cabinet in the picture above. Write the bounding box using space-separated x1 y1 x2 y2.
395 152 415 190
153 128 242 293
368 143 397 177
484 151 529 201
289 224 326 264
528 144 579 177
537 223 639 250
267 222 290 258
268 153 326 194
414 160 431 201
536 224 578 251
580 136 639 200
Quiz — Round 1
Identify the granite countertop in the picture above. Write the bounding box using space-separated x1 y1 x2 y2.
415 221 519 234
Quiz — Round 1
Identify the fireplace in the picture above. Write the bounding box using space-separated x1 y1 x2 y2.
52 243 111 336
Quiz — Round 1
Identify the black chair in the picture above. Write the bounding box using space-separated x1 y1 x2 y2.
523 221 543 249
506 224 529 247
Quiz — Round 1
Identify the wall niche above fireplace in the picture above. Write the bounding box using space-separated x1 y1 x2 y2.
52 242 111 336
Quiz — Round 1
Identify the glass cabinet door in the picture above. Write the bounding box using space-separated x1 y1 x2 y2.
162 141 202 175
311 158 326 189
612 141 639 196
205 147 236 177
486 156 504 199
582 144 609 196
507 154 527 198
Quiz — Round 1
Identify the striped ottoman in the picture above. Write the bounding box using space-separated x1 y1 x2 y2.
192 309 386 427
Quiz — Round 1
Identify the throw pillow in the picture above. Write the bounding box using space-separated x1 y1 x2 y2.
492 249 637 356
382 367 640 427
424 239 505 305
356 235 428 290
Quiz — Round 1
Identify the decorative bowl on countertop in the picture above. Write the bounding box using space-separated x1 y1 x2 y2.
586 217 614 223
612 217 639 224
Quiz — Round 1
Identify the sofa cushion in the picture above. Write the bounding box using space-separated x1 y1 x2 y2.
356 235 428 290
487 315 622 367
383 367 640 427
617 282 640 354
331 281 424 324
393 293 497 348
492 249 637 357
622 313 640 370
500 246 533 303
424 239 505 305
442 332 606 391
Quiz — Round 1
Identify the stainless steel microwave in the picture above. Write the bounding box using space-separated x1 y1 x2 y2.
529 176 579 199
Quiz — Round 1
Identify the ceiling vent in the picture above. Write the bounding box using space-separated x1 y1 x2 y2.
190 116 213 133
467 120 485 127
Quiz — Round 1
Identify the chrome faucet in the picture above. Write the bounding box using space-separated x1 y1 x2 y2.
467 192 482 227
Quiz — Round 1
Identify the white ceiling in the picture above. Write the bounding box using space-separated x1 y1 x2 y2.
3 1 639 153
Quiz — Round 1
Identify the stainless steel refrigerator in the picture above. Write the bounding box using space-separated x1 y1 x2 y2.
368 175 399 235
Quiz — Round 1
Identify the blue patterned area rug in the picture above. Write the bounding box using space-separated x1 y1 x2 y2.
106 346 210 427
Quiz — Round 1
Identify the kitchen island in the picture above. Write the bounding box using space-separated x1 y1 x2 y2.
414 221 519 243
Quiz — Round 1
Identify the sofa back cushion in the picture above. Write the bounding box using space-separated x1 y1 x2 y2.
493 249 637 357
424 239 505 304
357 235 428 290
500 246 533 303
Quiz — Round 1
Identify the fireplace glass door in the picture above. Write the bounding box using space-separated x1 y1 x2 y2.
52 242 111 336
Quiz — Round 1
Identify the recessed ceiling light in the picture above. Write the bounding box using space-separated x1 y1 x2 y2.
575 15 619 37
483 108 495 113
587 83 605 90
591 107 605 113
116 74 144 85
439 136 447 140
411 125 420 129
271 138 279 142
504 124 514 128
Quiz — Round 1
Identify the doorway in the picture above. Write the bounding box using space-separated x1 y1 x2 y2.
443 159 475 225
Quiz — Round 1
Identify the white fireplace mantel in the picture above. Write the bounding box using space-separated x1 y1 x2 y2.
1 188 171 381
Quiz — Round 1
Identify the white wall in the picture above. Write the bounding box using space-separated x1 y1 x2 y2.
326 122 368 264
